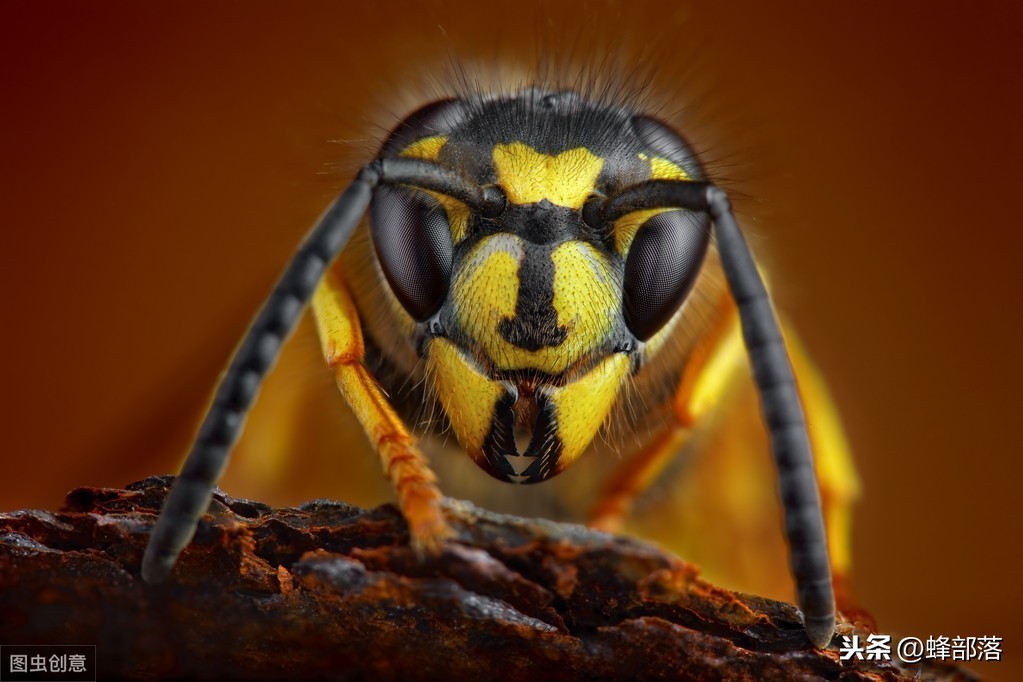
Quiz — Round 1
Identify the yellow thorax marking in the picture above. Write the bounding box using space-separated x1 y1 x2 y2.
399 135 471 244
492 142 604 210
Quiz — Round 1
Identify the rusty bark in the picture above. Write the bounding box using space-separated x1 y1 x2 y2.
0 477 975 681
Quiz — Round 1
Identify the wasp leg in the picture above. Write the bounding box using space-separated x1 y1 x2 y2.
590 299 859 604
589 301 735 533
312 269 453 552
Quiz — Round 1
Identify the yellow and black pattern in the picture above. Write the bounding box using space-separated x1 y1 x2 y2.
147 85 850 649
377 90 706 483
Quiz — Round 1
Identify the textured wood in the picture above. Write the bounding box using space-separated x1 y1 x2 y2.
0 477 976 681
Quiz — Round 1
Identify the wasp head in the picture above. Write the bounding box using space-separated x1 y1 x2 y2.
368 89 710 483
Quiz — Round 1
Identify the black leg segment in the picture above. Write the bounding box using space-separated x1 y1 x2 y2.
141 166 379 583
141 158 483 584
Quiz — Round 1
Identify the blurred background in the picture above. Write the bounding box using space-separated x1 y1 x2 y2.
2 1 1020 678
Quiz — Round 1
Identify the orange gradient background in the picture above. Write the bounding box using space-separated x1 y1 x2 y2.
2 2 1021 678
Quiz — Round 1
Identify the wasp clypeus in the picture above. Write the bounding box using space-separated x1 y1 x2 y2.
143 86 855 648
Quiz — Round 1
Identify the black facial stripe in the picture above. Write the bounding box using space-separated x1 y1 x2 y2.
498 243 568 351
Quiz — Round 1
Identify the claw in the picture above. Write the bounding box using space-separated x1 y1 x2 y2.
401 488 455 556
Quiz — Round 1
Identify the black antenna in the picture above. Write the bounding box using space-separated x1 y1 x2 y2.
141 159 485 585
607 180 835 648
145 164 834 648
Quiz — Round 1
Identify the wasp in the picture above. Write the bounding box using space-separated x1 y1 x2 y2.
143 85 855 648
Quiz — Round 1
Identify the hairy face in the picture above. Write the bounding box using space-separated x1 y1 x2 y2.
368 88 709 482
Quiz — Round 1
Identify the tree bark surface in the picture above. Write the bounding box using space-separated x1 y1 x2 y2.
0 477 976 681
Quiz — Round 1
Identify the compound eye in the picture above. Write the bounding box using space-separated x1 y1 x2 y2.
623 210 710 340
370 185 453 321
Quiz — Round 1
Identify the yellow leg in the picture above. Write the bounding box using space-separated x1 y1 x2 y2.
312 269 453 551
589 299 735 533
590 298 859 597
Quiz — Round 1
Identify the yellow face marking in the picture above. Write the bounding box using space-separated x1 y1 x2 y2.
545 353 630 471
452 233 523 367
613 208 673 256
401 135 447 160
492 142 604 210
452 236 617 374
638 152 690 181
427 338 504 460
550 240 617 357
611 156 689 257
427 337 630 479
399 135 470 243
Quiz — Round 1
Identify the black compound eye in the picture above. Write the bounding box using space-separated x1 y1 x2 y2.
370 185 453 321
623 210 710 340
